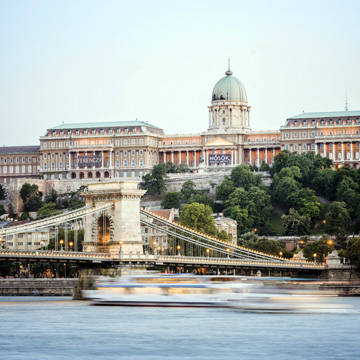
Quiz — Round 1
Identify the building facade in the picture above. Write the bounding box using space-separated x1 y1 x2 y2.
1 66 360 185
0 146 40 184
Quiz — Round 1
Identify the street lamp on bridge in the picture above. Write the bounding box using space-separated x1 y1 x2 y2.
177 245 181 256
206 249 210 258
59 240 64 251
69 242 74 251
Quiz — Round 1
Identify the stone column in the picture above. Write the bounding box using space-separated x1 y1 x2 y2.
101 151 104 169
208 109 211 128
186 151 189 166
171 151 174 163
324 143 327 158
314 143 318 155
265 148 268 164
194 150 196 167
249 149 252 164
257 148 260 166
351 142 354 161
341 143 345 161
332 143 335 160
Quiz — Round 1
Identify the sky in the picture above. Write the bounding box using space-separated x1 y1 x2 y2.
1 0 360 146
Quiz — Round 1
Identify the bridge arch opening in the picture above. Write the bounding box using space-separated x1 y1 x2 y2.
96 171 101 178
79 172 85 179
97 214 111 252
104 171 110 178
88 172 93 178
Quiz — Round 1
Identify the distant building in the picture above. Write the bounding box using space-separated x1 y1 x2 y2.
211 213 237 245
1 220 50 250
0 146 40 184
141 209 178 254
1 65 360 185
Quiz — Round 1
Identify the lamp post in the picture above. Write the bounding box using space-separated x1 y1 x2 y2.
69 242 74 251
64 263 66 278
119 241 123 259
279 251 283 257
206 249 210 258
59 239 64 251
177 245 181 256
313 253 317 264
226 248 230 258
40 240 44 250
153 241 157 256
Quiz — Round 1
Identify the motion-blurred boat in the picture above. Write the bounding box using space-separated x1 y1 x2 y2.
83 273 351 312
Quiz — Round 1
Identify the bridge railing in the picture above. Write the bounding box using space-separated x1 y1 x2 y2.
141 209 315 265
158 255 326 269
0 203 115 237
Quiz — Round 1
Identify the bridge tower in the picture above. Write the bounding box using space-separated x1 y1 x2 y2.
81 181 146 258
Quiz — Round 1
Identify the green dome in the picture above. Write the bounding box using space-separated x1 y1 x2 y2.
212 69 247 101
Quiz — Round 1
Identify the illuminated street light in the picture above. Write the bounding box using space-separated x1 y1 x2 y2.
327 240 333 246
69 242 74 251
279 251 283 257
59 239 64 251
206 249 210 258
226 248 230 258
177 245 181 256
40 240 44 249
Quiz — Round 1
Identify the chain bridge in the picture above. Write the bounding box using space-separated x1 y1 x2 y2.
0 181 326 274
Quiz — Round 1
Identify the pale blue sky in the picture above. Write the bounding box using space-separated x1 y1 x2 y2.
1 0 359 145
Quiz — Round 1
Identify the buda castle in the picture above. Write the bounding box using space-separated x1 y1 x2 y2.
1 66 360 184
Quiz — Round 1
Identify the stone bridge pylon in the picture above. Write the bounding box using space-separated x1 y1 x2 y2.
81 181 146 258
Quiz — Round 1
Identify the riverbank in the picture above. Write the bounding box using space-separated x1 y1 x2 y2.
0 278 78 296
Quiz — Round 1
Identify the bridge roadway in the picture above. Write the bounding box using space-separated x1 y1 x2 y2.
0 250 326 272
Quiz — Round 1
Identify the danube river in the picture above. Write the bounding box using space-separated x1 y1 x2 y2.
0 297 359 360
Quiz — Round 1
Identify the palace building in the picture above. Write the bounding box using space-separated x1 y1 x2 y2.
0 65 360 184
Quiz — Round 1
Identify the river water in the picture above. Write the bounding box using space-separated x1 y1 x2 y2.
0 296 359 360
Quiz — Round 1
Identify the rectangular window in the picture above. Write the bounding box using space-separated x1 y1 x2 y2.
21 165 25 173
28 165 32 173
9 166 13 173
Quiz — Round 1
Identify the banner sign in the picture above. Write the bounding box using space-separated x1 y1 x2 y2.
208 154 231 165
78 155 102 168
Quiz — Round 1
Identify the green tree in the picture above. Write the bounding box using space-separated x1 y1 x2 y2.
161 192 180 209
238 233 291 257
289 187 321 220
229 206 253 234
180 203 218 236
302 238 335 263
336 177 360 218
215 178 235 202
218 230 230 241
325 202 351 249
37 202 62 219
142 164 168 195
259 161 271 172
20 183 43 211
344 237 360 268
270 150 291 176
180 180 197 200
281 208 311 236
0 184 6 200
312 168 336 200
230 165 262 190
187 193 214 210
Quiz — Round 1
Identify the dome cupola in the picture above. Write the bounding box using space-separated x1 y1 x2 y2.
212 66 247 102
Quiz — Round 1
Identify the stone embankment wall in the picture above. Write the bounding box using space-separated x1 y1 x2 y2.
0 278 78 296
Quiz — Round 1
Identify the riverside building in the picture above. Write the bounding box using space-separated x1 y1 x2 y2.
1 65 360 184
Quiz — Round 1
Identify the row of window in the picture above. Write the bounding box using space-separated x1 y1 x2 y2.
0 157 39 164
162 140 198 145
290 118 360 126
0 165 38 174
42 138 151 148
48 127 142 137
284 130 360 138
247 137 276 142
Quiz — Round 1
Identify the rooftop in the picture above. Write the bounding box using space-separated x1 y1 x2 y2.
288 111 360 120
49 120 162 131
0 146 40 155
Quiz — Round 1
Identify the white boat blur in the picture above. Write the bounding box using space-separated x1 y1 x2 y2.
82 273 352 313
